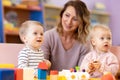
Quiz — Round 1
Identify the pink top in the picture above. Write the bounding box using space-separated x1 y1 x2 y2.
80 50 119 75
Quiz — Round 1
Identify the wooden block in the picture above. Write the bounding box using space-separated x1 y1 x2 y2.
14 68 23 80
38 69 47 79
0 69 14 80
0 64 15 68
38 62 48 70
23 68 34 80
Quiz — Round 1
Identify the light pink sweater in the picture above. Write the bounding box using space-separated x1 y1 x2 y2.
80 50 119 75
41 28 90 71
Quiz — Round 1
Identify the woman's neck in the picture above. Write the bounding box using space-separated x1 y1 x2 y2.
60 31 75 50
62 30 74 39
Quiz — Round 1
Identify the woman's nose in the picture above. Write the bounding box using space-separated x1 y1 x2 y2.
67 18 72 25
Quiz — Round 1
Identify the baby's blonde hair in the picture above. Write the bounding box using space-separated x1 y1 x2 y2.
19 20 43 42
90 24 111 39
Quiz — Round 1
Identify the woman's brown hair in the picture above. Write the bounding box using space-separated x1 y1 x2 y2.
57 0 90 44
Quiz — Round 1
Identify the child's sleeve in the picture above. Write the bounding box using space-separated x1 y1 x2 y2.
80 53 92 72
103 53 119 76
18 50 28 68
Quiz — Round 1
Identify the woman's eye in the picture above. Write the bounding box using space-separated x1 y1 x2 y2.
65 14 69 17
73 17 78 21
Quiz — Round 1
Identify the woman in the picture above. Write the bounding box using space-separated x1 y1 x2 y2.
41 0 90 71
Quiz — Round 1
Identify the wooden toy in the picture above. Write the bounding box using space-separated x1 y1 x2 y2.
0 68 14 80
0 64 14 68
50 70 58 80
23 68 34 80
14 68 23 80
38 62 48 80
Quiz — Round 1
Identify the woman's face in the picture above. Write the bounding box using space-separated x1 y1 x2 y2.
62 6 79 33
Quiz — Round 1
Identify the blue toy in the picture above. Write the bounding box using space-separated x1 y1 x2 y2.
38 62 48 80
0 69 14 80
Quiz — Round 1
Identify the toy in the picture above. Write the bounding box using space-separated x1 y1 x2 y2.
0 64 14 68
67 72 78 80
14 68 23 80
0 69 14 80
59 69 90 80
101 73 116 80
50 70 58 80
38 62 48 80
78 69 90 80
23 68 34 80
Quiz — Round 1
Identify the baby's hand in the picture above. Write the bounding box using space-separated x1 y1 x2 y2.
88 62 96 71
42 59 51 69
92 61 101 70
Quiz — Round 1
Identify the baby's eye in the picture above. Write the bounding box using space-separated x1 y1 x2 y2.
100 37 104 40
40 33 43 36
33 32 37 35
107 37 111 40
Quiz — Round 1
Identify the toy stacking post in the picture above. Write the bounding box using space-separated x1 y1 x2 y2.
38 62 48 80
75 66 80 72
50 70 58 80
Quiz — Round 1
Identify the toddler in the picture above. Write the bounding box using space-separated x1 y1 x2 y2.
80 24 119 77
18 20 51 76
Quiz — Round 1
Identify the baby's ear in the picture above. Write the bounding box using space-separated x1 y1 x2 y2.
20 35 26 43
91 39 96 46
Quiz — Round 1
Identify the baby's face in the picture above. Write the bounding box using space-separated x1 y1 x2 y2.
92 28 112 53
25 24 44 50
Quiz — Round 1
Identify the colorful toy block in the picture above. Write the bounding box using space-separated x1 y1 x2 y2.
0 68 14 80
38 62 48 80
0 64 15 68
38 61 48 69
23 68 34 80
38 69 47 79
14 68 23 80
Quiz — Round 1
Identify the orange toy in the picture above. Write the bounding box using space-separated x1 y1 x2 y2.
101 73 116 80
